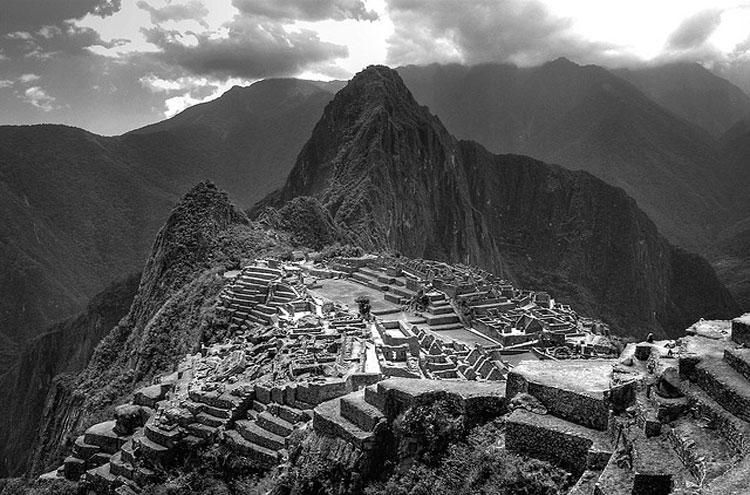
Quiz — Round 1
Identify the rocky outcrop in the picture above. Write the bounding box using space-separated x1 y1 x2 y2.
29 182 287 475
260 65 738 338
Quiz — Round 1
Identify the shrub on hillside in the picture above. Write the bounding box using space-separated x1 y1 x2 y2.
366 420 570 495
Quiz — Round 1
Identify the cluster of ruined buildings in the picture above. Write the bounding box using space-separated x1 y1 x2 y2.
47 254 750 495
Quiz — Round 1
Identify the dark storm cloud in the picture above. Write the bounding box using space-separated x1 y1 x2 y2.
142 18 348 79
4 22 117 59
233 0 378 22
136 1 210 27
667 9 723 50
0 0 121 33
385 0 620 67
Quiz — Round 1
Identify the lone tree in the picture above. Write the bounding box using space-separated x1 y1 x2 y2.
355 296 371 320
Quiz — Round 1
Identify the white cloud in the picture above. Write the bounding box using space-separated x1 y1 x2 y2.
19 73 40 83
22 86 57 111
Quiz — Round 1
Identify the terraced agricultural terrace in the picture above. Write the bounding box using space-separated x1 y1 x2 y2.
48 254 750 494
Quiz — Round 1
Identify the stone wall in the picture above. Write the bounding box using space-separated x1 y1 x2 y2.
505 413 595 475
731 315 750 346
506 371 610 431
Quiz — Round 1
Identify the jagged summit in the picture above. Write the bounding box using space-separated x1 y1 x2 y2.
260 64 737 337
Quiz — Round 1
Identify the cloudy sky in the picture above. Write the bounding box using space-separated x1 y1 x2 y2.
1 0 749 135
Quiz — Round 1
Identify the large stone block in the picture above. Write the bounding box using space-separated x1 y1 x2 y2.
732 314 750 346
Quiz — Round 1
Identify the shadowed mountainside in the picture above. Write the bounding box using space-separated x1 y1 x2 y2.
0 274 140 477
396 60 733 253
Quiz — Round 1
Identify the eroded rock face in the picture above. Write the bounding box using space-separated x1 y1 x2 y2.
261 65 737 338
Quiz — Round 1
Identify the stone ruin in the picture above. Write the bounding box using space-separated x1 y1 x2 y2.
46 255 750 495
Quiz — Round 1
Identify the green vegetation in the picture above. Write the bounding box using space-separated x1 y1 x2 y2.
365 420 570 495
0 478 77 495
140 445 277 495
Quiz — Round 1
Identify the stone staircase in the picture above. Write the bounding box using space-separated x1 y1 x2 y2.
218 264 283 330
313 388 386 450
228 399 310 467
674 333 750 493
424 292 464 332
348 265 417 308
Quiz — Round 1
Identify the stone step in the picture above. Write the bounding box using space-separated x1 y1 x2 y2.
237 275 272 286
426 292 446 302
428 304 455 315
389 286 416 299
271 404 310 425
724 348 750 381
196 411 226 428
186 423 217 440
224 430 280 467
376 274 396 285
339 390 385 432
690 358 750 422
89 452 112 467
668 416 737 484
234 281 267 292
384 293 404 305
250 309 274 322
568 469 602 495
505 409 612 475
115 485 139 495
188 388 244 410
63 456 86 481
372 307 401 316
426 314 460 326
201 403 232 419
73 435 100 459
313 397 377 450
85 462 117 492
235 420 286 451
145 423 181 448
363 384 386 411
594 451 634 495
256 411 295 437
456 291 489 301
351 272 377 285
109 452 134 480
121 439 136 464
681 382 750 456
629 428 689 494
134 433 169 462
244 266 282 278
428 322 466 332
83 421 127 455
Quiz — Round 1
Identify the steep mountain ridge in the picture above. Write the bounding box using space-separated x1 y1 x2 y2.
264 65 738 336
396 60 731 252
30 182 290 475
